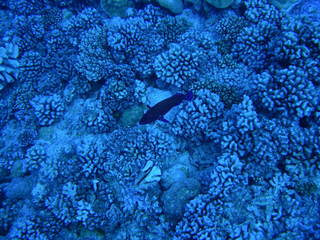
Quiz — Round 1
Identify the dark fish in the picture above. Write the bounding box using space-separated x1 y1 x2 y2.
139 91 193 125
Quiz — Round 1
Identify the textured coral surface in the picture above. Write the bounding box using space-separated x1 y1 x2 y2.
0 0 319 239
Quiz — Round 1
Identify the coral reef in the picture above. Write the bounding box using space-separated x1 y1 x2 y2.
61 8 103 48
30 94 65 126
7 0 44 16
254 66 318 120
24 144 47 172
154 44 200 89
172 89 224 143
0 1 319 240
0 41 19 91
75 25 111 83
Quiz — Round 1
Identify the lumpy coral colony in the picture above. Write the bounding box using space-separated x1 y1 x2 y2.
0 0 319 239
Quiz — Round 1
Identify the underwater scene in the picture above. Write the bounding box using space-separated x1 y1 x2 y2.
0 0 320 239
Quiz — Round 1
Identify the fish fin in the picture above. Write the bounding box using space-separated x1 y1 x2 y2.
159 116 170 123
185 90 193 101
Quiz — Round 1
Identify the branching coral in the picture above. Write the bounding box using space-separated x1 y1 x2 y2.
0 41 19 91
220 95 260 157
230 0 283 70
61 8 103 48
191 65 253 109
154 44 200 89
105 126 177 185
81 99 117 134
254 66 318 120
156 16 191 45
8 217 49 240
244 0 283 24
12 15 45 53
174 163 320 240
1 1 320 240
273 16 320 69
232 20 278 70
7 0 44 16
24 144 47 172
30 94 65 126
136 4 166 26
131 33 165 80
75 25 112 82
76 137 109 178
19 51 43 80
107 17 149 60
172 89 224 143
98 64 137 112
